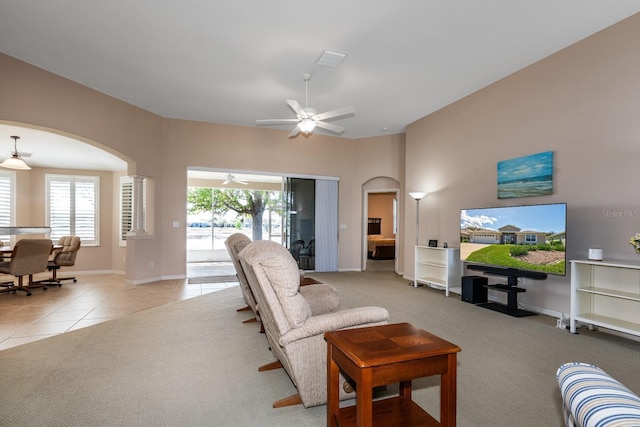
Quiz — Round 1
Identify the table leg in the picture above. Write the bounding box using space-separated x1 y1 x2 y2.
327 344 340 427
440 352 457 427
399 379 412 400
355 368 373 427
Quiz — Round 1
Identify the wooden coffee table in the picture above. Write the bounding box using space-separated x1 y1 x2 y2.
325 323 460 427
300 276 321 286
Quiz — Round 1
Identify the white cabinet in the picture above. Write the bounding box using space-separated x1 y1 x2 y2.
414 246 461 296
570 260 640 337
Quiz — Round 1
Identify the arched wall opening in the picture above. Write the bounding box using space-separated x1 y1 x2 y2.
362 176 401 273
0 121 135 276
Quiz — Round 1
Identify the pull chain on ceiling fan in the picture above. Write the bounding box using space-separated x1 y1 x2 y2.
256 73 355 138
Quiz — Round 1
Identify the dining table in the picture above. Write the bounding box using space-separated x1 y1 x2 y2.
0 242 63 259
0 226 52 235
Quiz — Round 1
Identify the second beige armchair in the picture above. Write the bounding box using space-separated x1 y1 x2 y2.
239 240 389 408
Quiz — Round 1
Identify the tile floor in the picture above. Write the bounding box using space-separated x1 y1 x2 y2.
0 273 239 351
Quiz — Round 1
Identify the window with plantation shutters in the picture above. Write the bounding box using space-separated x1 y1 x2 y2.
120 176 150 246
0 171 14 244
120 179 132 246
46 174 99 245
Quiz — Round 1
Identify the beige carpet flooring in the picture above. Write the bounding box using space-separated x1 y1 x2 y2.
1 270 638 426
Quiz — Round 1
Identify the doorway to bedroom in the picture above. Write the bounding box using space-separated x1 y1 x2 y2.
364 188 399 273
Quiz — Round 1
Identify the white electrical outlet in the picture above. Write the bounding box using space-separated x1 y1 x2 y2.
149 261 155 269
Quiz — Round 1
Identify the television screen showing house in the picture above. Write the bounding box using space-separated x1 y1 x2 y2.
460 203 566 276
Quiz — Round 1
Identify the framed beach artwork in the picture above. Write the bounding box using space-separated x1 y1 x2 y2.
497 151 553 199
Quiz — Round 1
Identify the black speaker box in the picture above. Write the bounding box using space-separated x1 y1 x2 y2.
461 276 488 304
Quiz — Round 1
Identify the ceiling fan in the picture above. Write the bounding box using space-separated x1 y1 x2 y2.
256 73 355 138
222 173 248 185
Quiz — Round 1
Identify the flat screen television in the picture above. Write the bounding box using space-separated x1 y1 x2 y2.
460 202 567 286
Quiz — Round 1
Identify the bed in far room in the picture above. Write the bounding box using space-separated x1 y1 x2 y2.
367 218 395 259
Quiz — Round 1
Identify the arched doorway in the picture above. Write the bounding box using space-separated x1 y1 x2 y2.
362 177 401 273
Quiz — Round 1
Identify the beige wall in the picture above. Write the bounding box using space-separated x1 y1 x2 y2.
160 119 405 274
0 53 405 281
404 13 640 315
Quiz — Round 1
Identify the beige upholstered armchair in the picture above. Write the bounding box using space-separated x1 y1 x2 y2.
225 233 340 324
239 240 389 408
224 233 258 322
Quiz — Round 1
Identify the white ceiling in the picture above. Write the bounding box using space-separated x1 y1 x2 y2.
1 1 639 169
0 123 126 171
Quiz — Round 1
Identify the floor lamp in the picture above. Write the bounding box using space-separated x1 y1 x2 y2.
409 192 427 246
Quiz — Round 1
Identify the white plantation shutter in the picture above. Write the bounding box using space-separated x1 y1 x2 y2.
74 179 97 241
0 171 14 243
119 176 149 246
120 179 133 245
46 175 99 245
49 178 72 238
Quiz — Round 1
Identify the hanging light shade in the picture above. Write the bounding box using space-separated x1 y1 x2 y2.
0 136 31 170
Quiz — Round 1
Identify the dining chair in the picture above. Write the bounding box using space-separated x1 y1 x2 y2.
0 239 53 296
0 241 13 291
33 236 81 287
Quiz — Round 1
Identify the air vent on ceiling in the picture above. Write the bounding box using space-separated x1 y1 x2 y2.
316 50 347 67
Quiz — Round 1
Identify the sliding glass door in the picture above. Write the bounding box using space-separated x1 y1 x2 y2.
283 177 338 271
284 178 315 269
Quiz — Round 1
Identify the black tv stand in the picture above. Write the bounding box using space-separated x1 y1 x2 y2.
480 284 537 317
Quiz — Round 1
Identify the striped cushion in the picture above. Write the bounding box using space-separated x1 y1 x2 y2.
556 362 640 427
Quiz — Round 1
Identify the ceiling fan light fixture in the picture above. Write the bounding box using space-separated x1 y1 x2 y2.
0 136 31 170
256 72 354 138
299 119 316 134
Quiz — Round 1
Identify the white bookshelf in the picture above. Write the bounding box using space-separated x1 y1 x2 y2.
570 260 640 337
414 246 461 296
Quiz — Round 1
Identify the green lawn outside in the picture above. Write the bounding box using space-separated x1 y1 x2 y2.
465 244 565 275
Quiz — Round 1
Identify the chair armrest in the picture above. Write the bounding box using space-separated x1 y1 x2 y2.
557 362 640 427
299 284 340 315
278 306 389 346
53 249 73 261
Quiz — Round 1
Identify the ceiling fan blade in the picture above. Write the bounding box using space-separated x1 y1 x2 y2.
288 126 301 138
256 119 300 125
223 180 231 185
312 106 355 122
315 121 345 134
237 180 248 185
286 99 308 119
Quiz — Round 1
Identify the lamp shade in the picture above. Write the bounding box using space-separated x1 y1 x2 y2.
409 191 427 200
0 154 31 170
0 136 31 170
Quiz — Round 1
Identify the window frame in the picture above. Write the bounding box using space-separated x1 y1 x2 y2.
0 170 15 245
45 174 100 246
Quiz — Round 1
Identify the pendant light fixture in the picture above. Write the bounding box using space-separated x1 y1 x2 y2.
0 136 31 170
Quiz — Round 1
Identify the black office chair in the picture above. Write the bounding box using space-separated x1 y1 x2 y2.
299 239 315 270
289 240 305 264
